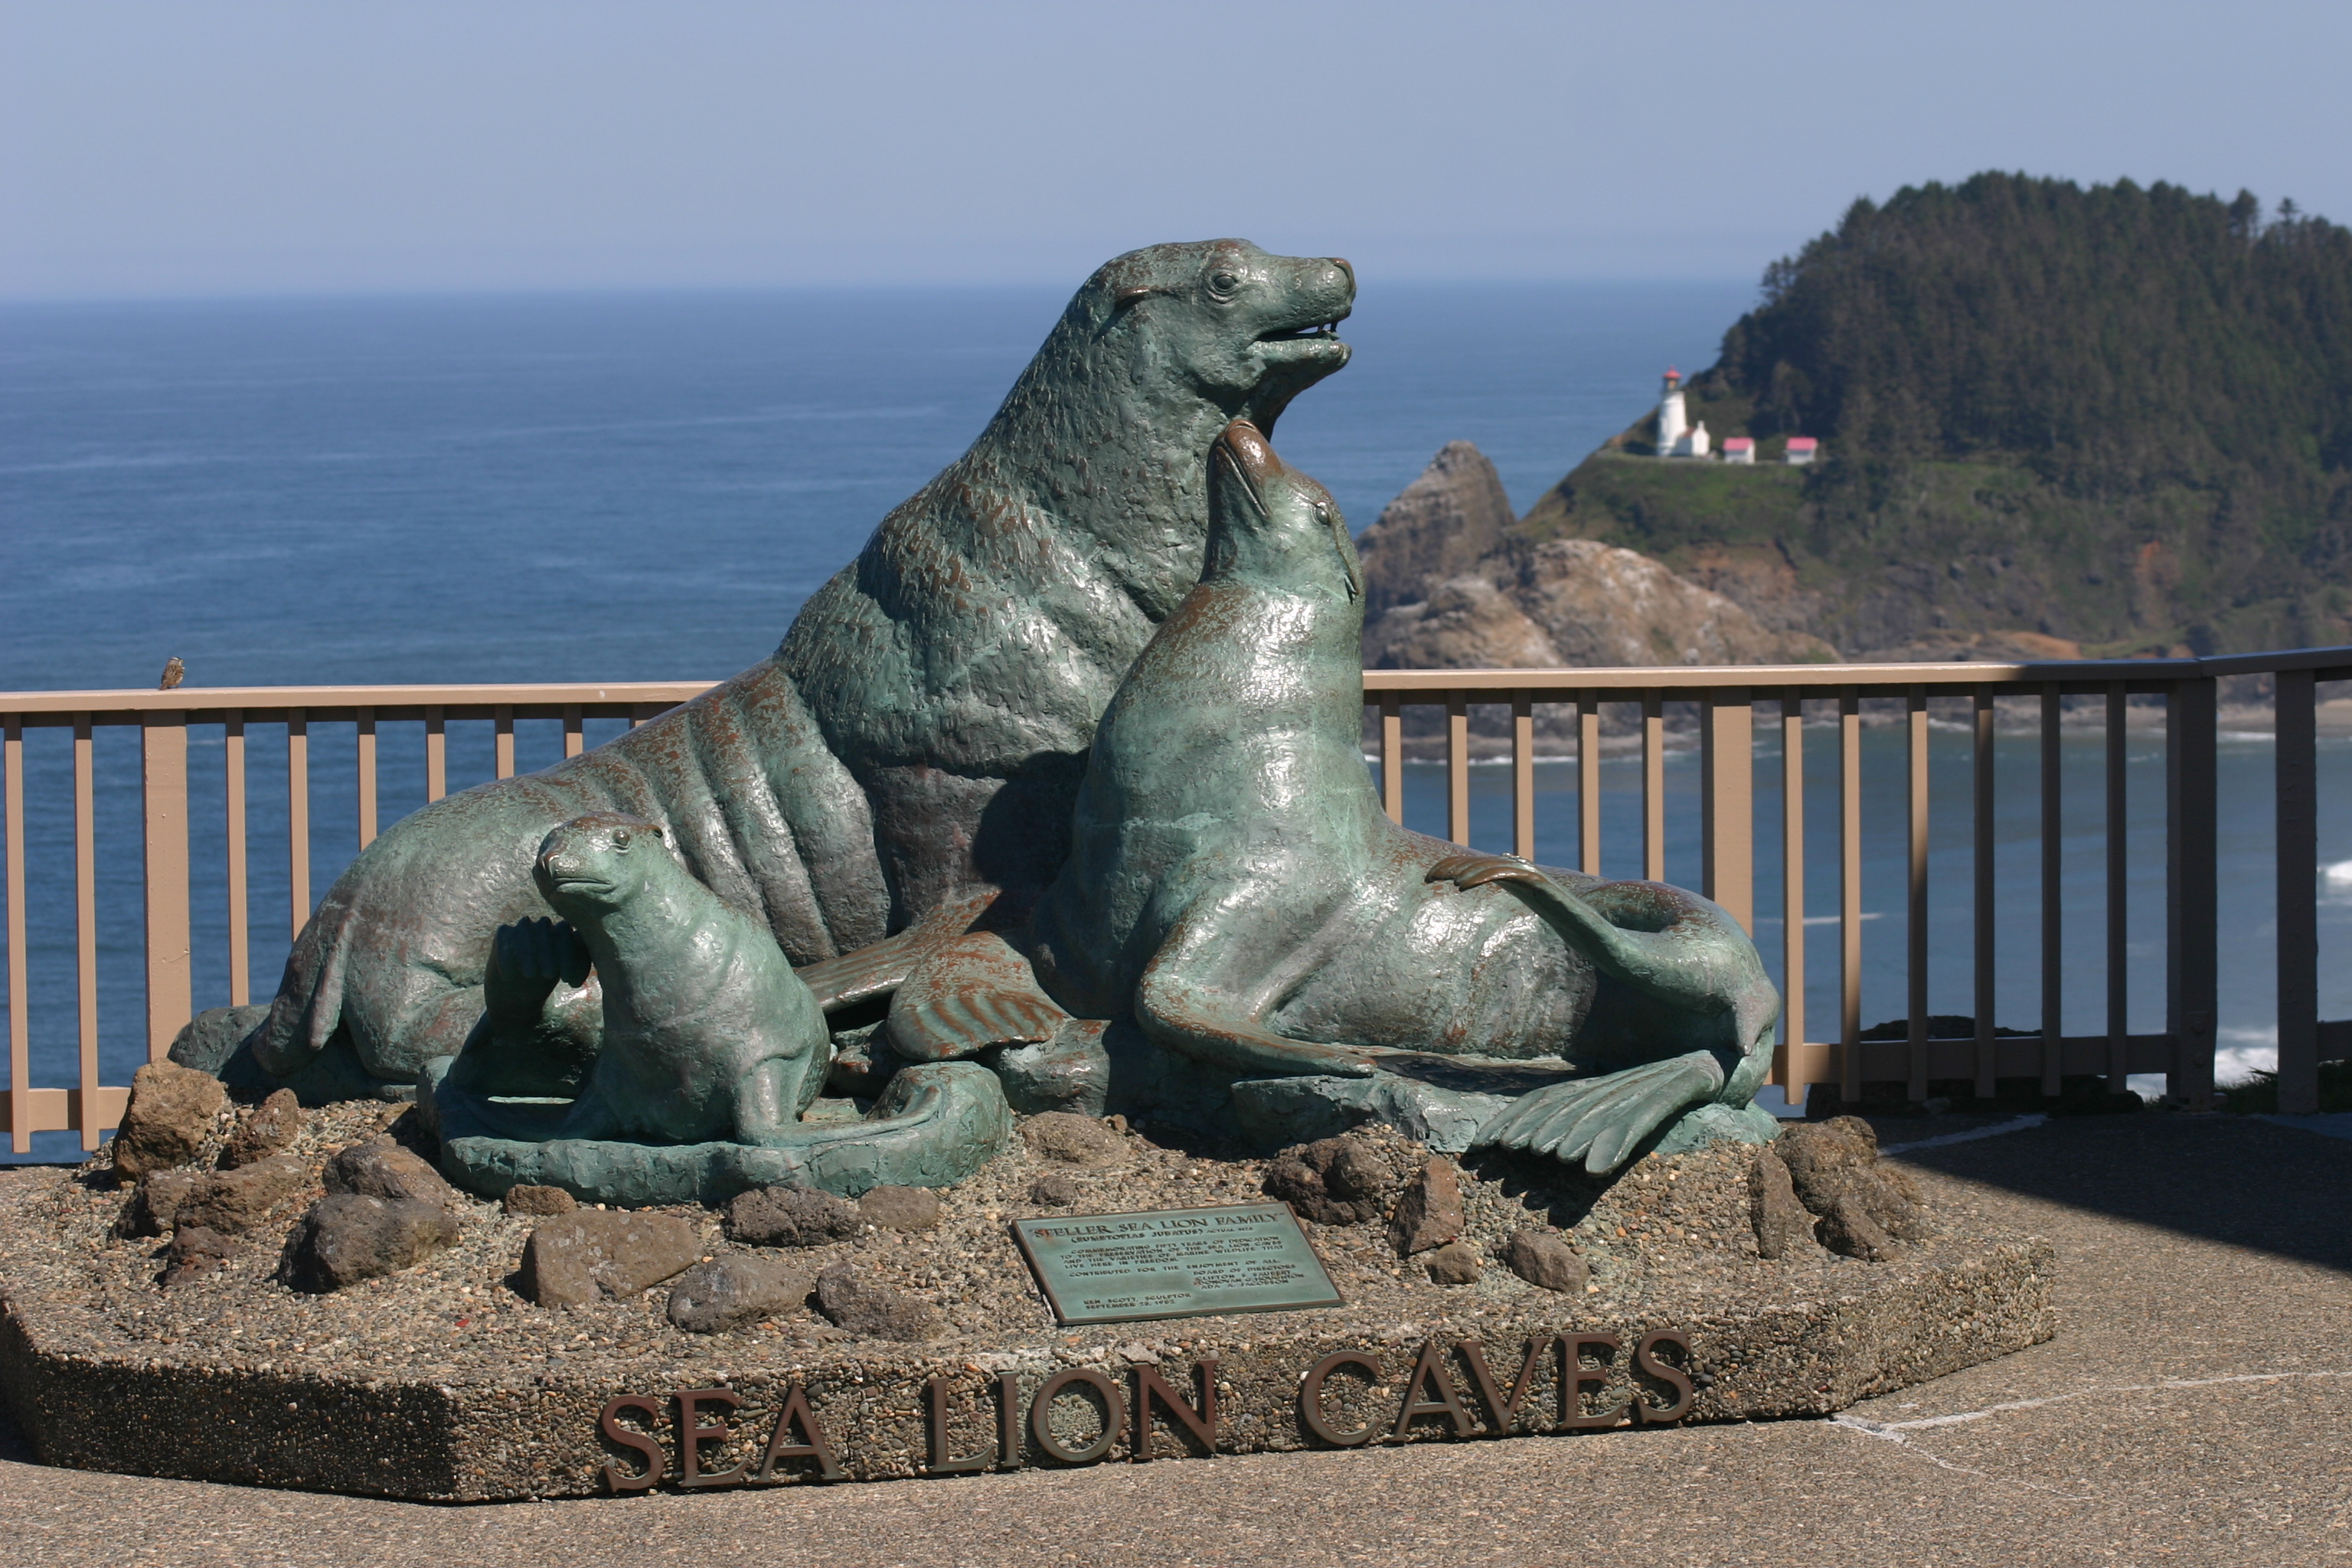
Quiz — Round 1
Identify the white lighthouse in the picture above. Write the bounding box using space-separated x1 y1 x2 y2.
1657 368 1688 455
1656 368 1710 457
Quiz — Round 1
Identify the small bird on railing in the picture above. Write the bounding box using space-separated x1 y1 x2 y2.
158 657 184 691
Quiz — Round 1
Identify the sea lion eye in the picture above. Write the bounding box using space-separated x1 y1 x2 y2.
611 829 631 850
1207 270 1241 300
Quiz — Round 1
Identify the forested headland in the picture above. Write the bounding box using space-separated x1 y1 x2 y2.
1518 173 2352 658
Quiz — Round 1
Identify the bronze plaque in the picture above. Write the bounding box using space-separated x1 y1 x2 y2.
1010 1202 1344 1325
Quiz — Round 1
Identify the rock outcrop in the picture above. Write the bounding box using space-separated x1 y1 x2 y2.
1356 442 1521 619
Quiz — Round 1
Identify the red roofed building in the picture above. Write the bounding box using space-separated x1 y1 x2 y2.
1785 436 1820 466
1723 436 1756 466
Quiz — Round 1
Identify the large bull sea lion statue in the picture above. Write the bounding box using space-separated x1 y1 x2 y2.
188 241 1355 1098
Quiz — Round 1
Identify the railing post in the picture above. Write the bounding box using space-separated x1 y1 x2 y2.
1446 691 1471 847
355 707 379 849
1971 686 1996 1099
286 709 311 942
1839 687 1862 1103
2165 676 2218 1109
5 714 28 1154
2275 668 2318 1115
73 714 99 1150
1576 693 1601 876
2039 684 2063 1099
1510 694 1534 862
1641 694 1664 883
1906 685 1929 1102
2105 683 2130 1093
1700 690 1753 933
1379 692 1403 825
224 710 250 1008
1779 691 1806 1096
141 712 192 1063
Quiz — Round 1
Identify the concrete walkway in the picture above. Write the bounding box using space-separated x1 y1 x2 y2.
5 1114 2348 1567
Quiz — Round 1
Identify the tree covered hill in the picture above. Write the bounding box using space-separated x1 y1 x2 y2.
1518 174 2352 657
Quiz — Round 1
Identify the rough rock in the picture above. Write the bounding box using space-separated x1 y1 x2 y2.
520 1210 700 1308
1423 1240 1482 1285
1775 1116 1932 1253
858 1185 941 1232
501 1184 578 1217
1501 1229 1586 1293
1355 441 1521 619
1028 1172 1081 1206
323 1138 458 1210
1749 1150 1815 1259
158 1224 236 1286
176 1155 311 1236
1387 1158 1464 1256
109 1061 226 1178
281 1194 462 1292
219 1089 302 1169
665 1253 818 1334
114 1169 200 1239
1019 1112 1120 1165
724 1184 861 1248
1262 1133 1399 1225
812 1262 943 1342
1817 1191 1900 1263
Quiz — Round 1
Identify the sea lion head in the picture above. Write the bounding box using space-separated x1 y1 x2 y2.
1206 419 1365 604
1076 240 1354 431
532 812 671 917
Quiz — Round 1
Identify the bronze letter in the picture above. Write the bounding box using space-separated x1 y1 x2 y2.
753 1384 847 1483
1298 1351 1385 1448
925 1376 993 1475
1557 1333 1628 1430
1392 1341 1475 1439
996 1371 1024 1470
599 1394 665 1492
1030 1368 1125 1465
1455 1337 1545 1436
1132 1358 1218 1462
674 1387 747 1488
1634 1329 1696 1424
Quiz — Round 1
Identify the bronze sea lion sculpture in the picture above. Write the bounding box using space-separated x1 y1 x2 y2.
892 420 1782 1174
198 241 1354 1096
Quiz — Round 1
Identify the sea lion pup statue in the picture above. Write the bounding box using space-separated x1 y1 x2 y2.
420 813 1011 1204
886 420 1782 1174
183 240 1354 1099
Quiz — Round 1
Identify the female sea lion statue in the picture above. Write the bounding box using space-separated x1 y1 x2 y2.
889 420 1782 1174
199 240 1355 1097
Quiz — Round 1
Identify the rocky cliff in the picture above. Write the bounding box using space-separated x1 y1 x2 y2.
1354 441 1518 619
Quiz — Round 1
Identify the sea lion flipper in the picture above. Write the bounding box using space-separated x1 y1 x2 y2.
1135 944 1378 1080
885 931 1070 1063
1470 1050 1726 1175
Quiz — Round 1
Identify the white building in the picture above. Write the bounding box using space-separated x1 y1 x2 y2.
1675 420 1710 457
1785 436 1820 466
1656 369 1688 455
1722 436 1756 465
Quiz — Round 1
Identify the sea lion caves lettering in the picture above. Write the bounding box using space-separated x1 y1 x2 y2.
595 1333 1692 1491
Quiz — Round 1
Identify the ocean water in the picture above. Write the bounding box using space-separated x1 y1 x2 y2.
2 283 2347 1157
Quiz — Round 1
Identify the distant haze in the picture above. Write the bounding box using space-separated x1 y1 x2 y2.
3 1 2349 300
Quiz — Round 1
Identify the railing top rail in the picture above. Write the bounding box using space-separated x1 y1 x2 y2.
0 644 2344 717
0 681 720 718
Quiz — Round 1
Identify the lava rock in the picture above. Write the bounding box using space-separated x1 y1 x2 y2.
858 1185 941 1232
1748 1150 1815 1259
1262 1132 1398 1224
324 1138 457 1210
1502 1229 1586 1293
1019 1112 1120 1165
219 1089 302 1169
281 1194 461 1292
1387 1158 1464 1256
812 1262 943 1341
110 1061 226 1178
665 1253 817 1334
521 1210 701 1308
114 1168 200 1239
1773 1116 1877 1208
1423 1240 1482 1285
1028 1172 1081 1206
176 1155 311 1236
158 1224 236 1286
724 1184 861 1247
502 1184 578 1217
1817 1191 1899 1262
1774 1117 1932 1250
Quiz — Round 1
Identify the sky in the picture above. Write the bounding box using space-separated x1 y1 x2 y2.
4 0 2350 300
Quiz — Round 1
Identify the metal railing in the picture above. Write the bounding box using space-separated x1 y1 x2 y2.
2 650 2347 1152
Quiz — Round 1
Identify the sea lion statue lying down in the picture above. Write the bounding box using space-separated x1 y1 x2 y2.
881 420 1782 1174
